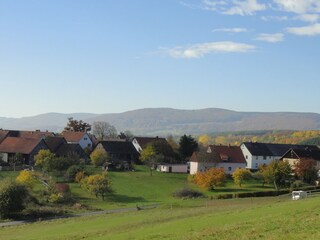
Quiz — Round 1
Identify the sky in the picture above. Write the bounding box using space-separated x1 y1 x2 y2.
0 0 319 118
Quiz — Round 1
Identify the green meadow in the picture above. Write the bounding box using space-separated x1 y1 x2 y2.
1 196 319 239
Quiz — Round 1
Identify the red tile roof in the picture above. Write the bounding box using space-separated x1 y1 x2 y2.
191 145 246 164
61 132 87 143
0 137 43 154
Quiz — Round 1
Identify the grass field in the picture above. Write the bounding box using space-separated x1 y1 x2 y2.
1 196 319 239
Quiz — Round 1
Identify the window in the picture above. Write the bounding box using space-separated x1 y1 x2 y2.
228 167 232 171
256 156 258 160
255 163 258 168
263 156 267 160
245 155 248 159
84 137 88 140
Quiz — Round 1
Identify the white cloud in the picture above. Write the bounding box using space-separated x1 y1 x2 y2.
261 15 289 21
212 27 248 33
223 0 266 15
273 0 320 14
162 41 255 59
295 14 319 22
202 0 266 15
287 23 320 36
255 33 284 42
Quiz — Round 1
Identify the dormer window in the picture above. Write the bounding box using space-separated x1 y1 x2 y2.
220 154 229 162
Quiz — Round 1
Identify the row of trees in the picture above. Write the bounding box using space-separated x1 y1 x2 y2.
191 160 317 191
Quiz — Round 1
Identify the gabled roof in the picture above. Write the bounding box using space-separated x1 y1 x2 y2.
191 145 246 164
0 137 44 154
134 137 168 149
55 143 86 157
281 148 320 161
44 136 67 152
98 141 138 155
242 142 319 157
0 130 10 143
209 145 246 164
61 132 88 143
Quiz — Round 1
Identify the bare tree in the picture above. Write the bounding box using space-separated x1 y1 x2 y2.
92 122 117 140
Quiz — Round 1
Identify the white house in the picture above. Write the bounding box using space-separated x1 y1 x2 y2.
157 163 188 173
190 145 247 175
61 132 93 150
240 142 319 170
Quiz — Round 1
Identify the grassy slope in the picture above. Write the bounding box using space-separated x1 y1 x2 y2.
69 165 274 210
1 197 319 239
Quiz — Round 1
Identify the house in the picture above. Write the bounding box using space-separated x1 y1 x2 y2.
132 136 169 153
157 163 188 173
92 140 139 169
280 147 320 170
240 142 319 170
190 145 246 175
44 136 88 161
61 132 93 150
0 129 54 143
0 137 49 165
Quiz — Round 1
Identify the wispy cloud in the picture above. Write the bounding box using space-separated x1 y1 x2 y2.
223 0 266 16
212 27 248 33
162 41 255 59
295 14 319 23
261 15 289 21
273 0 320 14
255 33 284 43
287 23 320 36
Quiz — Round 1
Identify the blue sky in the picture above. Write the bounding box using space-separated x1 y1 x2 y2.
0 0 319 117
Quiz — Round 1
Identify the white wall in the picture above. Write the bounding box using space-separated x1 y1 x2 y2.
0 153 8 162
158 164 188 173
190 161 246 174
78 133 93 149
132 138 142 153
217 162 247 174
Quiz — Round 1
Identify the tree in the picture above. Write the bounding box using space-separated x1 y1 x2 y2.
82 173 112 200
64 117 91 132
194 168 226 190
90 149 110 167
92 121 117 140
179 135 198 161
295 159 318 184
44 156 79 173
260 160 292 191
16 170 37 189
10 153 24 171
0 179 28 218
140 144 163 176
119 130 134 141
34 149 55 170
232 168 251 187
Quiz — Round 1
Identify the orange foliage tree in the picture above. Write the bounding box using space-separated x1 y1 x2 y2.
194 168 226 190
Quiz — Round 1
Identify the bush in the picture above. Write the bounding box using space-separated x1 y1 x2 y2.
66 165 84 182
194 168 226 190
216 193 233 199
0 179 29 218
172 188 204 199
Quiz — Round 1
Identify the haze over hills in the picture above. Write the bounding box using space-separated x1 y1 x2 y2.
0 108 320 136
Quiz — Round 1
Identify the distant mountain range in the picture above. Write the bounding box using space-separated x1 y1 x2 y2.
1 108 320 136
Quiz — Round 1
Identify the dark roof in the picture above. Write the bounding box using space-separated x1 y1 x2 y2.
0 137 44 154
98 141 138 155
242 142 319 156
0 130 54 142
134 137 168 149
282 148 320 161
191 145 246 164
45 136 66 152
55 143 86 157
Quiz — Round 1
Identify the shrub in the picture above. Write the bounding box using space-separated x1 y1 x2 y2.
16 170 37 189
66 165 84 182
90 149 110 166
232 168 251 187
172 188 204 199
75 171 86 184
0 179 29 218
81 173 112 200
194 168 226 190
216 194 233 199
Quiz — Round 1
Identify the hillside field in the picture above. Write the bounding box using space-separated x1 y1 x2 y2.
1 196 319 239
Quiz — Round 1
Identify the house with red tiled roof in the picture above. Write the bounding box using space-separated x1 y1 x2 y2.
190 145 246 175
0 137 49 165
61 132 93 150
